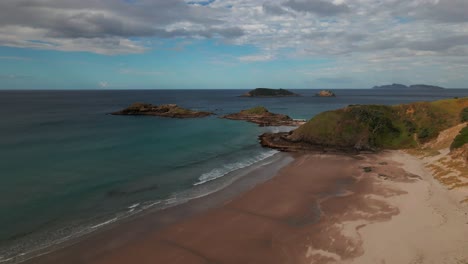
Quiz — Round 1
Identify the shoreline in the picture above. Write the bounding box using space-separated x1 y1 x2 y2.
16 152 294 264
18 150 468 263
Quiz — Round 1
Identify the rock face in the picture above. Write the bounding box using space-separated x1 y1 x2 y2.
316 90 336 97
241 88 300 97
372 83 444 90
112 103 213 118
259 132 358 153
222 106 305 127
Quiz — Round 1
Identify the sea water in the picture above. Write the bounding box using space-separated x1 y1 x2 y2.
0 88 467 262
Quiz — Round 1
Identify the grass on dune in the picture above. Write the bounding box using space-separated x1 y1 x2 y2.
451 125 468 150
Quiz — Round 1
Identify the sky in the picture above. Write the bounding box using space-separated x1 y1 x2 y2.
0 0 467 89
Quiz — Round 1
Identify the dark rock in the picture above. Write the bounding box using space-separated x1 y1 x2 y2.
111 103 213 119
259 132 362 153
240 88 300 97
222 106 305 127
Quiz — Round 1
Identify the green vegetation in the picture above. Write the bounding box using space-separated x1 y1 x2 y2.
171 107 191 114
461 107 468 122
241 106 269 115
450 126 468 150
128 102 150 110
290 97 468 151
245 88 298 97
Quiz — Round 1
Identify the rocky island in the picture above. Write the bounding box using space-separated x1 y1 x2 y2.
372 83 445 90
112 103 213 118
260 97 468 153
316 90 336 97
240 88 300 97
222 106 305 127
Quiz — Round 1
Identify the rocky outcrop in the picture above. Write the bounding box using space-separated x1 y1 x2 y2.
316 90 336 97
241 88 300 97
222 106 305 127
259 132 361 153
112 103 213 118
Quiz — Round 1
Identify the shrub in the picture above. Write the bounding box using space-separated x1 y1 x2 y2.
450 126 468 150
461 107 468 122
242 106 269 115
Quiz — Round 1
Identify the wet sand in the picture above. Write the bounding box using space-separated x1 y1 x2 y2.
26 151 468 264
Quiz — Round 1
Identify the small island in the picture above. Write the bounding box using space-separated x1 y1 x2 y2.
222 106 305 127
316 90 336 97
241 88 300 97
112 103 213 118
372 83 445 90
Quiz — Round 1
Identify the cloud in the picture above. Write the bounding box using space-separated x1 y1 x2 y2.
238 54 274 62
413 0 468 23
262 3 288 16
283 0 350 16
98 81 109 88
0 0 241 54
152 27 244 39
0 56 31 61
316 77 355 83
119 68 163 76
0 0 468 88
0 74 33 79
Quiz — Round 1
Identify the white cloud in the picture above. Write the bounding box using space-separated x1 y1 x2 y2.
98 81 109 88
238 54 274 62
119 68 163 76
0 0 468 86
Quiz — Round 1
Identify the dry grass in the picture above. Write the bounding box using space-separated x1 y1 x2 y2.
407 123 468 191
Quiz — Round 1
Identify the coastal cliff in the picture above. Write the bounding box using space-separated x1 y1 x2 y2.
112 103 213 118
223 106 305 127
241 88 300 97
260 97 468 152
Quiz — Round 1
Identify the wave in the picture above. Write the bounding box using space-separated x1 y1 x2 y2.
193 150 278 186
0 151 281 264
263 126 297 133
171 143 258 170
89 217 119 230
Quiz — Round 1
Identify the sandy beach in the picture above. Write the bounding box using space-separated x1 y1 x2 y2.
26 151 468 264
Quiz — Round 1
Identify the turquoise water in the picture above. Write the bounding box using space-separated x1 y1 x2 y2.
0 89 467 262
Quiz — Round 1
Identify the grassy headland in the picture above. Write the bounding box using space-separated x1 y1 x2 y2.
261 97 468 152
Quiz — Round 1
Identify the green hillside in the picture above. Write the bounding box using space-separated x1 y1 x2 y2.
289 97 468 151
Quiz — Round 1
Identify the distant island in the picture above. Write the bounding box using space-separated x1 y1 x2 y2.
223 106 305 127
112 103 213 118
372 83 445 90
316 90 336 97
241 88 300 97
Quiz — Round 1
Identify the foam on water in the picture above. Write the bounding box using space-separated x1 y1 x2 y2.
0 150 284 264
89 217 119 230
194 150 279 186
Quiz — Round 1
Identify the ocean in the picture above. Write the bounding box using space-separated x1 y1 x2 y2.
0 88 467 262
